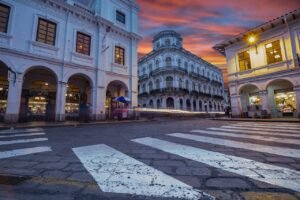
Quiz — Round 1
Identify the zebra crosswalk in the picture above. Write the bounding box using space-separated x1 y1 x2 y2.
72 121 300 199
0 128 52 159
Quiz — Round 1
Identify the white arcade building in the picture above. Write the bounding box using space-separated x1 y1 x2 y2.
0 0 141 123
138 30 225 112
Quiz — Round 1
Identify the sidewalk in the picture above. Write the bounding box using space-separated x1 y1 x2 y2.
0 119 151 130
212 117 300 123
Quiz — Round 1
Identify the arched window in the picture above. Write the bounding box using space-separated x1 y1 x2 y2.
155 60 160 68
156 99 161 108
166 38 171 46
197 67 200 74
148 64 152 72
143 67 146 75
166 76 173 88
191 65 194 72
184 62 188 70
192 82 196 91
142 84 146 93
166 57 172 67
148 81 153 91
155 79 160 89
185 80 189 90
178 78 183 89
166 97 174 109
177 59 181 67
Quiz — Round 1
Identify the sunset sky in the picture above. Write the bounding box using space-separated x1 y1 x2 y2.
136 0 300 85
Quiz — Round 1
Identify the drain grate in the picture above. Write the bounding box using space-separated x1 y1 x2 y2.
0 174 31 185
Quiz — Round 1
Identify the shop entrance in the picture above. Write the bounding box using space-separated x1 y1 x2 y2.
19 67 57 122
106 81 129 120
65 74 92 121
0 61 9 122
267 79 297 117
239 84 261 117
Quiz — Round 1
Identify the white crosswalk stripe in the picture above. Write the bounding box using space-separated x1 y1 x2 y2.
207 127 300 138
168 133 300 158
236 122 300 128
72 144 213 200
0 128 51 159
131 137 300 192
229 124 300 130
191 130 300 145
221 125 300 134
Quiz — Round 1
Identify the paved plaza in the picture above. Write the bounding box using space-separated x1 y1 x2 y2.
0 119 299 200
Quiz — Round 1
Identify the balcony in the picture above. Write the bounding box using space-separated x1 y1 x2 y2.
138 74 148 81
210 80 223 86
138 92 149 97
150 66 188 76
212 94 224 100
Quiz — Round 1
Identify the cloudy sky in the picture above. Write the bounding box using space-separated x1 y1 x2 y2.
136 0 300 84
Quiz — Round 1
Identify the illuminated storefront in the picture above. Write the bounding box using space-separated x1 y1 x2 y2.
274 89 297 116
0 76 8 120
65 84 81 118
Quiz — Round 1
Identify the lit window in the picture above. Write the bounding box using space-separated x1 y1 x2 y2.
76 32 91 55
36 18 57 46
0 3 10 33
116 10 125 24
265 40 282 64
238 51 251 72
115 46 125 65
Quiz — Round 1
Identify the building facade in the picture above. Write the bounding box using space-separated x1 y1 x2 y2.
214 8 300 118
138 30 224 112
0 0 141 123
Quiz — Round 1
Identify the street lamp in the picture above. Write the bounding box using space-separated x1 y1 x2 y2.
247 34 258 54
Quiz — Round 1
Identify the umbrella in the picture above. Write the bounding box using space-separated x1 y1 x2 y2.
112 96 131 103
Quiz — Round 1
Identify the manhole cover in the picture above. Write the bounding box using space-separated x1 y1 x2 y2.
0 174 31 185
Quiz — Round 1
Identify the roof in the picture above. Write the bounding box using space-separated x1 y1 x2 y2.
213 8 300 56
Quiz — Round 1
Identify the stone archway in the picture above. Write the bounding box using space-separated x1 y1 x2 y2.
266 79 296 117
166 97 174 109
0 60 9 122
239 84 261 115
106 80 129 119
65 74 93 121
19 67 57 122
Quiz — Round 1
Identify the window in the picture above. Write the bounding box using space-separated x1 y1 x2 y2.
115 46 125 65
76 32 91 55
116 10 125 24
155 60 160 68
36 18 57 46
185 80 189 90
165 39 171 46
155 79 160 89
148 81 153 91
184 62 188 70
0 3 10 33
238 51 251 71
179 78 183 89
265 40 282 64
148 64 152 72
166 57 172 67
166 77 173 88
177 59 181 67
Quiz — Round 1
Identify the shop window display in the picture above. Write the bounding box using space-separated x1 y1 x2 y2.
65 84 81 117
248 93 262 111
0 76 8 117
275 90 297 116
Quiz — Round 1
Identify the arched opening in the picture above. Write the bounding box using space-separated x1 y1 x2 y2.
204 101 208 112
209 101 212 111
155 79 160 89
178 78 183 89
179 99 183 110
266 79 296 117
65 74 92 121
148 81 153 92
193 100 196 111
239 84 261 116
19 67 57 122
165 57 172 67
199 101 202 111
149 99 154 108
214 102 217 111
106 80 129 119
156 99 161 109
166 97 174 109
186 99 191 111
0 61 9 122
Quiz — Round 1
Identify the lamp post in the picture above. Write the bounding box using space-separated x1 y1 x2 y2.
247 35 258 54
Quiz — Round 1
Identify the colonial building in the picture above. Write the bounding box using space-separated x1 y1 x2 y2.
214 8 300 118
0 0 141 123
138 30 224 112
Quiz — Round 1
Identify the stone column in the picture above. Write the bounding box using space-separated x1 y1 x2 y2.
162 96 166 109
230 94 241 117
94 86 106 120
5 72 23 123
55 81 67 121
259 90 269 113
294 86 300 118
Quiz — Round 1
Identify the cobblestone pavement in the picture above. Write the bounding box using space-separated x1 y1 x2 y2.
0 119 299 200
